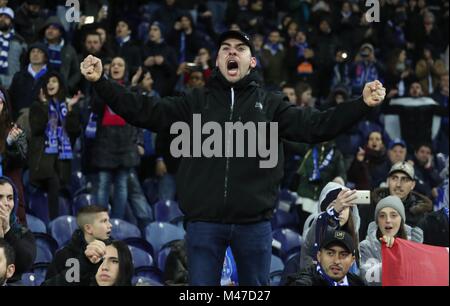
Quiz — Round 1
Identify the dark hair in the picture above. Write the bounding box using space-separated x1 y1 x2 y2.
415 142 433 153
0 238 15 266
109 240 134 286
0 86 13 154
340 209 360 264
42 72 66 102
84 31 102 41
0 177 13 187
376 220 408 240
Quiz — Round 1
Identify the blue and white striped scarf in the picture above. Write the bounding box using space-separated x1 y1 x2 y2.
44 99 73 160
46 39 64 71
0 29 14 74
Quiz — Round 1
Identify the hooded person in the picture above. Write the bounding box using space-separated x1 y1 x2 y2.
360 195 423 286
299 182 360 271
0 176 36 283
39 16 80 94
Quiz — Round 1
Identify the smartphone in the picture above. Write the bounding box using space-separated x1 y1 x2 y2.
351 190 371 205
84 16 95 25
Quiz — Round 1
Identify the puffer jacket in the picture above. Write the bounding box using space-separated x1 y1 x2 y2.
360 221 423 286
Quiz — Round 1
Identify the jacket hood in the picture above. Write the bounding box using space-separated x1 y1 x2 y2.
0 176 20 232
318 182 361 232
39 16 65 39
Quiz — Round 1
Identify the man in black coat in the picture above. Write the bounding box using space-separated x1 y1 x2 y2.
287 230 366 286
80 30 386 286
45 205 112 280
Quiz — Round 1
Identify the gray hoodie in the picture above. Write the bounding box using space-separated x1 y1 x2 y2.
360 221 423 286
299 182 361 270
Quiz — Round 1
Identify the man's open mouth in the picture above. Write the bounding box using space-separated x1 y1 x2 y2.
227 60 239 76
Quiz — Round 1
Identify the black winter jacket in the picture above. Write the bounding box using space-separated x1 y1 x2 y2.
93 69 372 224
287 264 366 286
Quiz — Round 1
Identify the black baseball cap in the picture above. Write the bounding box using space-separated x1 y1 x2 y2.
320 230 355 255
217 30 255 55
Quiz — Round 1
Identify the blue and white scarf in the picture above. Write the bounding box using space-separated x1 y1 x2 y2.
316 264 349 286
27 63 48 80
44 99 73 160
0 29 14 74
264 43 284 56
309 146 335 182
85 112 98 139
295 42 309 60
46 39 64 71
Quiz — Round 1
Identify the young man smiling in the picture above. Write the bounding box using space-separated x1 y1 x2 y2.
80 30 386 286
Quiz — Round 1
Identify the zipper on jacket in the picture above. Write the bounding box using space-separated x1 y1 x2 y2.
223 87 235 206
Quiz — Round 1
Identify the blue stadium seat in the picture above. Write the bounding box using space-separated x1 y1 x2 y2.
72 193 96 216
157 244 173 272
26 214 47 234
48 216 79 247
58 196 72 217
132 275 164 286
271 190 300 233
144 222 185 257
270 254 285 286
272 228 303 262
128 245 154 269
31 263 48 286
28 190 49 225
134 266 164 284
123 237 154 257
153 200 184 224
33 233 58 265
70 171 87 198
110 219 142 240
20 273 39 286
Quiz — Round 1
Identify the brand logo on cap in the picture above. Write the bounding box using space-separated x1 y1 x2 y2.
335 231 345 240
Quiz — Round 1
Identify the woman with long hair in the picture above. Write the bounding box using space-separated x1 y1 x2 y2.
360 196 423 286
0 86 27 225
28 71 81 220
43 240 134 286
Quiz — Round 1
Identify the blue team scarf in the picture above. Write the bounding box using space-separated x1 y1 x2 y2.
443 207 449 222
310 146 335 182
0 29 14 74
46 39 64 71
85 112 98 139
264 43 283 56
44 99 73 160
295 42 309 60
316 264 349 286
221 247 238 286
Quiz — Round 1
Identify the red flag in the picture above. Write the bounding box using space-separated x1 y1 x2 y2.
382 238 449 286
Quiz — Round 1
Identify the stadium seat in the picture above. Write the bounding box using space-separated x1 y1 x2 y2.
110 218 142 240
58 196 72 217
153 200 184 224
123 237 154 257
272 228 303 262
134 266 164 284
31 263 48 286
33 233 58 265
28 190 50 225
48 216 79 247
72 193 96 216
270 254 285 286
20 273 38 286
132 275 164 286
70 171 87 197
144 222 185 257
26 214 47 234
157 244 174 272
128 245 154 269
